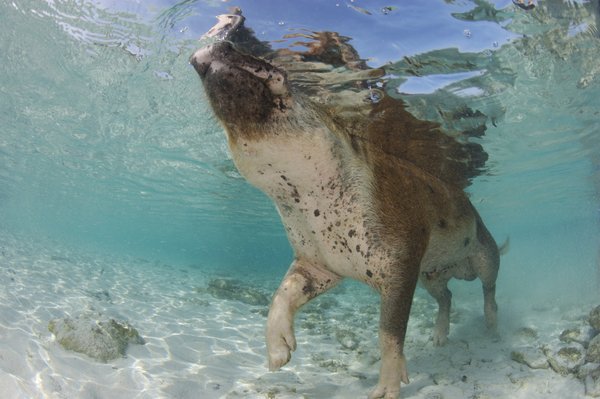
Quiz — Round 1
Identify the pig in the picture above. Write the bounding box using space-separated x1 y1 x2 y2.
190 11 502 398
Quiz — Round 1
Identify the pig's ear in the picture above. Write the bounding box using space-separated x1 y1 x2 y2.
269 31 382 95
266 29 386 136
275 31 368 70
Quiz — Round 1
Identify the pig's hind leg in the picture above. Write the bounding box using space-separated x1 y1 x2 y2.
472 221 500 331
421 273 453 346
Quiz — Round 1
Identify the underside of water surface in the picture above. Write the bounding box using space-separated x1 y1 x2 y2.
1 0 600 398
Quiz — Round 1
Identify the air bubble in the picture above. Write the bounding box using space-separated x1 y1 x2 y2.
367 85 383 103
381 6 394 15
154 70 173 80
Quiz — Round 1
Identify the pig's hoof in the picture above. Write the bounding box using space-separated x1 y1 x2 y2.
368 383 400 399
432 327 448 346
266 315 296 370
268 342 292 371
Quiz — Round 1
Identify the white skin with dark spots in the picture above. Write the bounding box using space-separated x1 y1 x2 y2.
230 127 394 372
231 127 382 282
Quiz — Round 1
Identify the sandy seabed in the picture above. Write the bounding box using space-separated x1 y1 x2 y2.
0 231 596 399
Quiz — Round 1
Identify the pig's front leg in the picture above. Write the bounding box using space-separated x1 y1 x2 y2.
266 258 341 370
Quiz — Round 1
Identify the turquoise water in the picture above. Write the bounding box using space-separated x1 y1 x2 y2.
1 0 600 398
0 0 293 272
1 0 598 289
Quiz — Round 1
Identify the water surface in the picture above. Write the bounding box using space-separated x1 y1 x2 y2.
1 0 599 397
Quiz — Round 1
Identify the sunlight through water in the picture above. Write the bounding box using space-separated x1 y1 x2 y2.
1 0 599 398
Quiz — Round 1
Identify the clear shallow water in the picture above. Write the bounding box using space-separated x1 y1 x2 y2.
1 0 600 398
1 0 598 267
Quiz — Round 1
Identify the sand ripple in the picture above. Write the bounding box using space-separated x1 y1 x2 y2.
0 232 593 398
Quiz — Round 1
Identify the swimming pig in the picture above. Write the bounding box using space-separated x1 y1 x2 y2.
190 11 501 399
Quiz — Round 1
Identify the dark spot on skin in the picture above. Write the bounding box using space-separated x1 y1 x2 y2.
339 238 352 253
464 237 470 247
294 267 321 300
280 175 287 181
276 98 287 111
356 244 361 252
438 219 447 228
348 229 356 238
290 185 300 203
314 209 320 217
366 270 373 278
